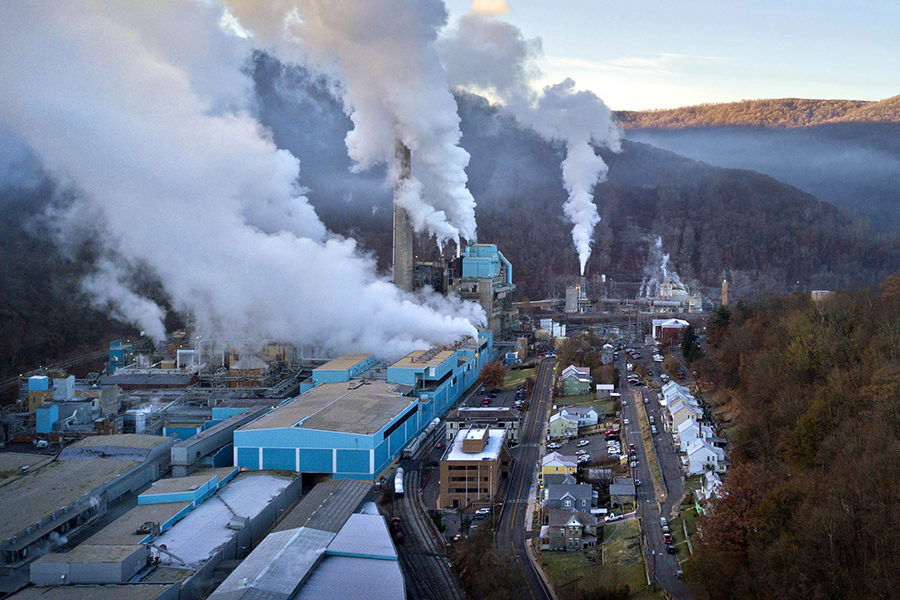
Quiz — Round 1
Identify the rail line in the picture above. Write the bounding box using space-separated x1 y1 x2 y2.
395 469 466 600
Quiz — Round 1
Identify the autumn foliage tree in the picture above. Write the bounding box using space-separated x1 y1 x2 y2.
478 360 507 389
687 275 900 599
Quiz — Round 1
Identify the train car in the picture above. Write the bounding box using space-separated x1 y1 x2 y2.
394 467 405 498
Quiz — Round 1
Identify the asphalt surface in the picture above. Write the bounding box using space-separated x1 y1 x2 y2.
619 347 693 600
495 357 556 600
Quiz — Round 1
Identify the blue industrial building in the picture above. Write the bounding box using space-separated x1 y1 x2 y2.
107 340 134 374
233 332 494 479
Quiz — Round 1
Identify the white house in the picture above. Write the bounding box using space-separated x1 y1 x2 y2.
561 365 591 379
676 421 717 451
561 406 599 428
700 471 724 503
685 439 726 475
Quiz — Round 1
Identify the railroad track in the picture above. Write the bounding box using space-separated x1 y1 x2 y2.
395 469 466 600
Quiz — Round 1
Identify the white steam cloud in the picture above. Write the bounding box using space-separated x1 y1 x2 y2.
640 236 682 297
0 1 482 358
224 0 478 248
438 10 621 274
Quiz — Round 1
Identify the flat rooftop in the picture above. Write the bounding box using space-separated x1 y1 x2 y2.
141 467 236 497
0 458 141 543
241 381 415 435
444 428 506 462
0 452 53 483
150 472 293 568
34 544 142 564
6 585 175 600
315 354 373 371
69 433 169 450
84 501 192 546
390 349 456 370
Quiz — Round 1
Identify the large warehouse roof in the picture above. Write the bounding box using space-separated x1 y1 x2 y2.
315 354 373 371
242 381 415 435
390 349 456 369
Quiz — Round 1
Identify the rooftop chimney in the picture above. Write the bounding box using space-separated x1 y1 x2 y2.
392 142 414 292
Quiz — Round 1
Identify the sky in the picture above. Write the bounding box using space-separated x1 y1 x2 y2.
443 0 900 110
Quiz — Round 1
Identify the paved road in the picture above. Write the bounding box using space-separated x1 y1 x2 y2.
495 357 556 600
619 348 692 600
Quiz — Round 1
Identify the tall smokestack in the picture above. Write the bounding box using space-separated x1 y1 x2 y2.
721 279 729 307
393 142 414 292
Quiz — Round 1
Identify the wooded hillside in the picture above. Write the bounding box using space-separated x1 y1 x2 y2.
617 96 900 129
688 276 900 599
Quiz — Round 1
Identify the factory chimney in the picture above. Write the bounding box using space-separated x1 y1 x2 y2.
721 279 728 307
392 142 415 292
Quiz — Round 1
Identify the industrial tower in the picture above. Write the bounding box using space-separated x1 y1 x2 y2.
392 142 414 292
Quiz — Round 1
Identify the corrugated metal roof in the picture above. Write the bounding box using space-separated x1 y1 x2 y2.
274 479 371 534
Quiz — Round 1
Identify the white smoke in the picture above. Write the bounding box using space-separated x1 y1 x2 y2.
639 236 682 298
224 0 478 248
438 8 621 275
0 0 482 358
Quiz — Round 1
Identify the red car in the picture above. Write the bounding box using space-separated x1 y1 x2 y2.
663 533 673 544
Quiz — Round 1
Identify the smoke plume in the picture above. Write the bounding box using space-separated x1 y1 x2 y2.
0 0 482 358
640 236 682 297
224 0 478 248
438 8 621 274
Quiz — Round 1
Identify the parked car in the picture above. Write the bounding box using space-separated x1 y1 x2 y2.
547 442 562 450
577 439 590 447
634 479 641 486
660 517 668 527
662 524 671 534
675 569 684 579
666 544 676 554
605 513 623 522
651 425 658 435
649 416 655 424
643 397 649 404
663 533 673 544
624 419 630 425
474 507 491 519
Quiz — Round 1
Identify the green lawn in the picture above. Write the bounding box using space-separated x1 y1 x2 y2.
501 367 536 390
556 393 618 421
539 519 663 600
668 505 699 562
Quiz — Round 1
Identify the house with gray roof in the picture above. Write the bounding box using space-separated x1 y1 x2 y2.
543 484 593 512
539 509 598 551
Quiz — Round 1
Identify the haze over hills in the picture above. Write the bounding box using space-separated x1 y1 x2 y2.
618 97 900 232
2 56 899 377
253 56 898 297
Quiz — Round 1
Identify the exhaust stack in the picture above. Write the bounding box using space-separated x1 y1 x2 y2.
392 142 414 292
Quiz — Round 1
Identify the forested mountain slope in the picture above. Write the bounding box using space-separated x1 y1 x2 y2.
689 277 900 599
616 96 900 129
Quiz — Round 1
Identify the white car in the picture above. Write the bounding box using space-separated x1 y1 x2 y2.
547 442 562 450
624 419 630 425
576 439 590 447
605 513 623 523
475 507 491 516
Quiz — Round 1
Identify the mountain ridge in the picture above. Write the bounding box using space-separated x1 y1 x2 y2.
616 96 900 129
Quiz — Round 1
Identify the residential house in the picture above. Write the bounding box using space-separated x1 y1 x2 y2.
669 398 702 432
559 366 592 396
542 473 577 488
601 344 614 365
547 412 579 439
698 471 723 508
561 406 599 429
609 477 636 507
675 419 714 451
540 509 598 551
652 318 690 342
543 484 593 512
685 439 726 476
540 452 577 483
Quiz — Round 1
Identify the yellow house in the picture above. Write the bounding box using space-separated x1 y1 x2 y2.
540 452 577 483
